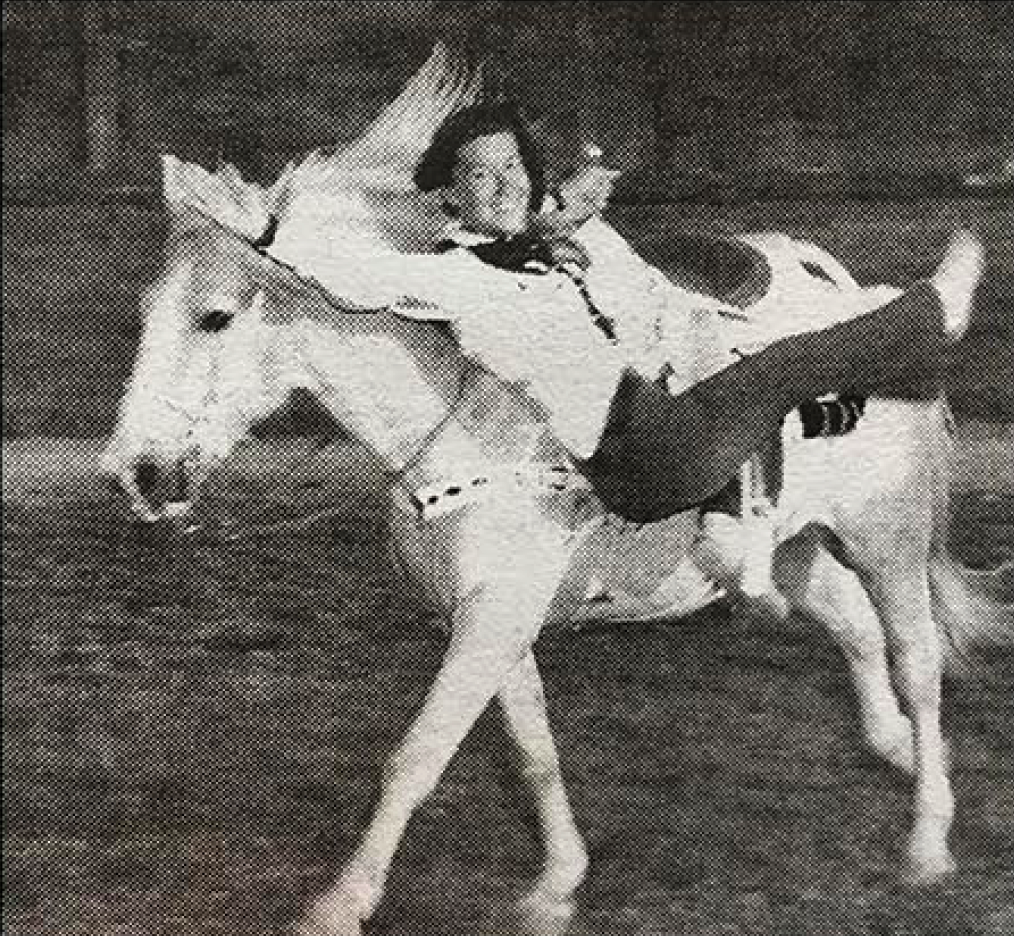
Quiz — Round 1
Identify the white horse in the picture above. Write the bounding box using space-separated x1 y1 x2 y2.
102 46 1011 936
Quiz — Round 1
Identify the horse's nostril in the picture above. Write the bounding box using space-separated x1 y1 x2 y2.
134 461 161 497
133 460 189 504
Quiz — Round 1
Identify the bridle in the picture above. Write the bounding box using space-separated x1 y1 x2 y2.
160 206 473 536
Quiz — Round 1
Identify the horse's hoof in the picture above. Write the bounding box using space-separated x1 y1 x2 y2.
742 590 790 621
869 720 915 774
517 890 575 936
932 229 983 341
531 841 589 904
518 855 585 936
294 894 364 936
876 739 916 775
902 849 957 888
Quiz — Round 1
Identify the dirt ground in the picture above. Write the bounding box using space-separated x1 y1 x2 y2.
3 423 1013 936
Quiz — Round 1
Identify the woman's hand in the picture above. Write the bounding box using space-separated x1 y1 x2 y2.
556 164 621 226
533 163 621 242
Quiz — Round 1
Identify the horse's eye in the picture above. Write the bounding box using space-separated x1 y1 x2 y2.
801 261 835 284
196 308 234 333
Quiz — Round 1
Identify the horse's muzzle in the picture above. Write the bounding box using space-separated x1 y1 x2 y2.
111 459 198 528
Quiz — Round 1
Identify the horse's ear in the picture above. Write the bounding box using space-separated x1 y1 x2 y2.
162 156 213 238
164 200 209 240
162 154 188 202
160 155 273 241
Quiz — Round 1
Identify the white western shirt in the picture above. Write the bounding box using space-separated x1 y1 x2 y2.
273 215 733 458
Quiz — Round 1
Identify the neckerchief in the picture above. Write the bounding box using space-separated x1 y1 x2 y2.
439 229 617 341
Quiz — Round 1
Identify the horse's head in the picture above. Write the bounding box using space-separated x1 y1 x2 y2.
102 209 293 523
104 44 487 522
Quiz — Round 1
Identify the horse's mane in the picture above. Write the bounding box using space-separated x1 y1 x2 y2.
152 47 554 470
282 43 482 201
164 43 482 256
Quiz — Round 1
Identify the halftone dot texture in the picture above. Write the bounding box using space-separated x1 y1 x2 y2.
4 3 1013 935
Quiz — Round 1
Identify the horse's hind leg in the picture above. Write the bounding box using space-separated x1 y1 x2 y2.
498 651 588 910
864 564 955 884
774 532 913 772
298 552 566 935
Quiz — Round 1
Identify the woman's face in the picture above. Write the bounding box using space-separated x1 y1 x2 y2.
445 131 532 238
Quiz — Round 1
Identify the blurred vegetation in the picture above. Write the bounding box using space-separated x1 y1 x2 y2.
3 3 1010 438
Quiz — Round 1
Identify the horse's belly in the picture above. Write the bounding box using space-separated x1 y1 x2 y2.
389 489 587 613
778 397 944 539
577 512 701 599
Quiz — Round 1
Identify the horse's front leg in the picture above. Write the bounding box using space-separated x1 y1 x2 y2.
299 514 570 936
864 565 955 884
498 650 588 912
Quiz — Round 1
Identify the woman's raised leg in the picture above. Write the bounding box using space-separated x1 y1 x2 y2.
581 231 982 522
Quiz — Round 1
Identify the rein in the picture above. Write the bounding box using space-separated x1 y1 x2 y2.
176 206 474 537
382 370 470 491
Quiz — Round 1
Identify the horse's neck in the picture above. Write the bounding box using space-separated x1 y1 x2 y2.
289 313 546 478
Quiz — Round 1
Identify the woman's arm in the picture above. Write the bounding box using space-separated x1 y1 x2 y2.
533 163 622 241
266 236 529 323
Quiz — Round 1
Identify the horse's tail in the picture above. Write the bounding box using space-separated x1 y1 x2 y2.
921 401 1014 675
933 552 1014 675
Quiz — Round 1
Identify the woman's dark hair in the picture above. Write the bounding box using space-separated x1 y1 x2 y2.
413 102 546 212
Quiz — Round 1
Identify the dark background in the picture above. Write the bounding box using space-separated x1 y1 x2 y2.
4 1 1013 197
2 2 1012 438
3 7 1013 936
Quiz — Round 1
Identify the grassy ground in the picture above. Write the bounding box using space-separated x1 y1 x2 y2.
3 438 1013 936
